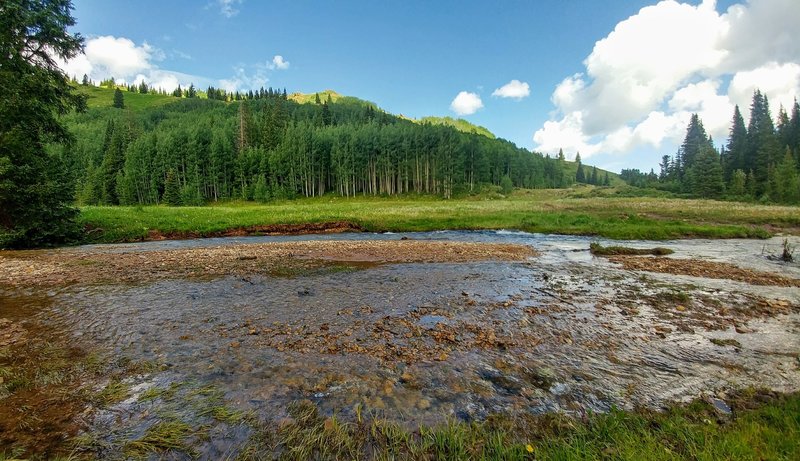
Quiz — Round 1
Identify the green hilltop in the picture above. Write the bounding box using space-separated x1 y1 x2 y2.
66 84 620 187
417 116 496 139
74 84 176 110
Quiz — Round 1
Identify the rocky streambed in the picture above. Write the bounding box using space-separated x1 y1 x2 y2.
1 231 798 459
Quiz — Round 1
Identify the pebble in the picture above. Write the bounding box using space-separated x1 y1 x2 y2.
416 398 431 410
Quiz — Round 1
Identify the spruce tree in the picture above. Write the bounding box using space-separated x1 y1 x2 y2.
746 90 780 195
774 147 799 203
162 169 182 206
725 105 747 181
789 99 800 164
590 166 598 185
688 145 724 199
777 105 791 149
113 87 125 108
321 101 332 126
679 113 711 178
574 152 585 183
0 0 86 247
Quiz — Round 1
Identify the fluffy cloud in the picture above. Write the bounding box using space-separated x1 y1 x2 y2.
533 112 598 158
58 36 157 81
450 91 484 116
533 0 800 160
492 80 530 100
217 0 243 18
219 64 270 92
269 55 290 70
57 35 204 92
58 35 291 93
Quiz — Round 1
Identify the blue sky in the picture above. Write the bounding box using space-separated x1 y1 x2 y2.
64 0 799 173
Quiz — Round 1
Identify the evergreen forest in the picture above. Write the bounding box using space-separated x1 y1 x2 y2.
56 85 582 206
620 91 800 204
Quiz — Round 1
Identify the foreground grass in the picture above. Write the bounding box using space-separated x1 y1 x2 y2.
77 187 800 243
241 393 800 460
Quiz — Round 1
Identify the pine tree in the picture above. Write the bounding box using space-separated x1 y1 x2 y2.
187 84 196 98
777 105 791 149
590 166 598 185
774 147 800 203
321 101 332 126
679 113 711 178
0 0 86 247
725 105 747 181
790 99 800 165
81 73 89 85
162 169 182 205
659 155 671 181
315 93 321 104
746 90 780 195
113 87 125 108
603 171 610 186
688 145 724 198
574 152 585 183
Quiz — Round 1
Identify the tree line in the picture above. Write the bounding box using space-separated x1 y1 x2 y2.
620 91 800 204
57 92 576 206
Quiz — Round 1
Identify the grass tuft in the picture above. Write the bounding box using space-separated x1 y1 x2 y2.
590 242 674 256
123 420 200 459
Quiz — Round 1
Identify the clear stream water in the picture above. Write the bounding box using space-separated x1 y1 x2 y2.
2 231 799 458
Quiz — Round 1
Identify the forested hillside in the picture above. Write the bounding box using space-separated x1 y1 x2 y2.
55 85 593 206
620 91 800 204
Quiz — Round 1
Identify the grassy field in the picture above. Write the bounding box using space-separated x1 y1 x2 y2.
77 187 800 243
74 84 178 110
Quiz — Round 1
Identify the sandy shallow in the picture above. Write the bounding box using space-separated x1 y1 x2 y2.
0 240 537 286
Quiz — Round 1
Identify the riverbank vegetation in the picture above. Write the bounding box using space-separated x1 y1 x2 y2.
78 187 800 243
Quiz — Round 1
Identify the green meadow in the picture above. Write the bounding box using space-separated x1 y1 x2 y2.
77 187 799 243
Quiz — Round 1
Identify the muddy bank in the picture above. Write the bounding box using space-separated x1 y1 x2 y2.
0 239 536 286
607 255 800 287
138 220 366 241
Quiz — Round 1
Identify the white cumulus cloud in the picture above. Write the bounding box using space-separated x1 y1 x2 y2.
533 0 800 161
57 35 205 92
492 80 530 99
269 55 290 70
58 35 291 93
450 91 484 116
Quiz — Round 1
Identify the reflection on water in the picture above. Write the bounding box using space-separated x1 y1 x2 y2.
2 231 799 458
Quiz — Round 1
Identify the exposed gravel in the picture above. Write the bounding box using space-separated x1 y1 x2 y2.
0 240 537 286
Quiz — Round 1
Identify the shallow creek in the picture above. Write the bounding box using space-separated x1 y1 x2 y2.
2 231 799 458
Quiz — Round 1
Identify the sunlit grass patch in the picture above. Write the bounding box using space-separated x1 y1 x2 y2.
78 188 795 244
123 419 203 459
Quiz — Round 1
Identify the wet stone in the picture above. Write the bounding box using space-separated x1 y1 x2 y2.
709 397 732 416
479 368 524 395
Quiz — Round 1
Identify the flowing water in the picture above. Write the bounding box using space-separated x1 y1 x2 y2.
2 231 799 458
